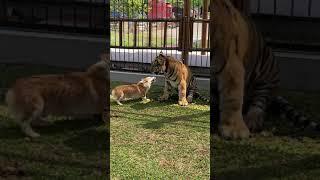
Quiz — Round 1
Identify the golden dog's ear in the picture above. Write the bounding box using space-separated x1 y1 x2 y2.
87 55 109 80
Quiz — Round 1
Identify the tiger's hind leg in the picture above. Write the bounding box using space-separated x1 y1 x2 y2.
187 77 197 103
244 55 279 132
244 105 265 132
159 80 173 101
244 84 273 132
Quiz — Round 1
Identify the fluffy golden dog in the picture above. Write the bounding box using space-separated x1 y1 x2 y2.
110 77 156 105
6 54 109 138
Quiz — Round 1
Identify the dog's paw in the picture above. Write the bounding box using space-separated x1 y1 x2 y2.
141 98 151 104
116 101 123 105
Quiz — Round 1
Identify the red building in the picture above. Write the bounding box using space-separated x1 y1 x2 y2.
148 0 173 19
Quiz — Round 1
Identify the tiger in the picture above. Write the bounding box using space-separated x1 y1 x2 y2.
211 0 319 139
150 52 208 106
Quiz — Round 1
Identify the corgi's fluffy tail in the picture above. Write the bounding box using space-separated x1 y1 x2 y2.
110 89 116 102
110 94 115 102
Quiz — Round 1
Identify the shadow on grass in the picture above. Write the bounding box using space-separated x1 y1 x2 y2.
112 109 210 130
0 150 106 178
37 118 103 136
0 115 107 178
64 128 108 154
215 142 320 179
0 116 104 139
129 100 175 110
143 111 210 129
129 96 210 110
0 114 27 139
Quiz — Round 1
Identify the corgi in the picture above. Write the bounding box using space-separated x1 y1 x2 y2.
5 53 109 138
110 77 156 105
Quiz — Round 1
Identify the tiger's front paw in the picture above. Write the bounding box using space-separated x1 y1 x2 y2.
158 94 169 101
219 115 250 139
178 98 188 106
244 106 265 132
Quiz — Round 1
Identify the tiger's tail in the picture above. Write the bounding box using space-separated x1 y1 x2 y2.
271 96 319 131
194 91 210 103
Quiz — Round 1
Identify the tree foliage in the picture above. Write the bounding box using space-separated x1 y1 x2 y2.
110 0 204 18
110 0 148 18
167 0 203 8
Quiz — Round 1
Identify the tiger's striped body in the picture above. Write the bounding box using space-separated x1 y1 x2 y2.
150 53 207 106
212 0 318 139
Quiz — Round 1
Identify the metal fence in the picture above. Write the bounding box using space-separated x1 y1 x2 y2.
0 0 108 36
110 0 210 77
249 0 320 51
251 0 320 18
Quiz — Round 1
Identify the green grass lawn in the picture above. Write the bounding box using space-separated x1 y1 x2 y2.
111 31 177 47
110 81 210 179
1 63 320 179
0 64 107 179
214 90 320 180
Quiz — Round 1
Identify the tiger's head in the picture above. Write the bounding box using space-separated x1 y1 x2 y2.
150 52 167 75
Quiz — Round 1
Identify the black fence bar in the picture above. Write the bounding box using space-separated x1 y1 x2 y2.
148 22 152 47
290 0 294 16
119 21 123 47
73 3 77 28
8 0 107 7
110 61 210 78
273 0 276 15
308 0 312 17
110 0 210 77
0 0 108 36
89 0 93 29
0 0 8 22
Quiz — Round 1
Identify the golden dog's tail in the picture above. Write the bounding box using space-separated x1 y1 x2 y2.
110 94 115 101
110 89 116 102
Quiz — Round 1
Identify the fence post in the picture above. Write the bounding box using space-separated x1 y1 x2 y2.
0 0 8 23
181 0 191 65
201 0 209 55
